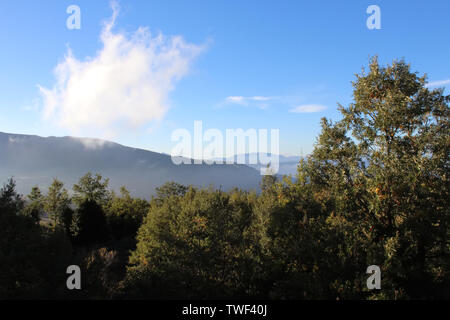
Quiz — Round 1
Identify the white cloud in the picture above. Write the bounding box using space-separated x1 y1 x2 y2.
426 79 450 88
289 104 327 113
226 96 246 103
70 137 114 150
39 1 205 142
223 95 328 113
250 96 271 101
224 96 272 109
226 96 272 103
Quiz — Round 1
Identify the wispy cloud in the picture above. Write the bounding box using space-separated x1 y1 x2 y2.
221 90 329 113
289 104 327 113
224 96 272 109
426 79 450 88
39 1 205 144
69 137 114 150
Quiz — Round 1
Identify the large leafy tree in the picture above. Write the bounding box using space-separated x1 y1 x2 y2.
73 172 111 206
349 57 449 298
69 173 112 246
286 57 449 299
105 187 149 241
126 187 263 299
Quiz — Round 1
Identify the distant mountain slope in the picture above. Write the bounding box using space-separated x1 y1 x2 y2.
213 153 302 177
0 132 262 198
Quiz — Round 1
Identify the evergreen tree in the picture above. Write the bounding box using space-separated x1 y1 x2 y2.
0 178 24 216
44 179 71 230
23 186 44 224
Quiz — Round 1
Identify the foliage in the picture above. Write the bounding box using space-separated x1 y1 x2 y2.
71 200 110 247
105 187 149 241
125 187 264 299
73 172 111 207
0 179 73 299
44 179 71 230
22 186 44 224
0 178 24 215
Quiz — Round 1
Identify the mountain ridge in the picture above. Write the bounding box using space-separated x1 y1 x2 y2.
0 131 263 199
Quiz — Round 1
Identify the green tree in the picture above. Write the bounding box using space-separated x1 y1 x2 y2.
22 186 44 224
44 179 71 230
126 187 264 299
71 200 110 246
337 56 449 299
105 187 149 240
73 172 111 206
154 181 188 200
286 56 450 299
0 178 24 215
260 165 277 194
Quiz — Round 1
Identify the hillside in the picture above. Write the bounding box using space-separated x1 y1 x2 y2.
0 132 263 198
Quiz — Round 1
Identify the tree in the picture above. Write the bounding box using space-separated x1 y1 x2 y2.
105 187 149 240
0 178 72 299
0 178 24 216
260 165 277 194
251 57 449 300
73 172 111 207
291 56 450 299
23 186 44 224
155 181 188 199
126 187 263 299
338 56 449 299
44 179 71 230
71 200 110 247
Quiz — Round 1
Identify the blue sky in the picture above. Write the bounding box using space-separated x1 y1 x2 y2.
0 0 449 156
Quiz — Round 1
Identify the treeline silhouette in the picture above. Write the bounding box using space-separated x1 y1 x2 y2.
0 57 448 299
